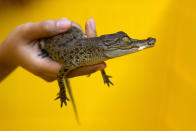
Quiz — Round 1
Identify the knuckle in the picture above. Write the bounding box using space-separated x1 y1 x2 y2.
15 22 36 40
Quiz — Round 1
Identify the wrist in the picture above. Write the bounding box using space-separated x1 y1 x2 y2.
0 41 18 81
0 41 18 69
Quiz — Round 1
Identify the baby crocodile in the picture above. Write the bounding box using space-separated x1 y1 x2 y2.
39 27 156 120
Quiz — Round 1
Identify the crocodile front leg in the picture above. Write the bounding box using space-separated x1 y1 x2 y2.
55 65 72 107
101 69 113 87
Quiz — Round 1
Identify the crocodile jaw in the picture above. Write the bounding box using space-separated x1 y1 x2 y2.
104 48 139 58
104 37 156 58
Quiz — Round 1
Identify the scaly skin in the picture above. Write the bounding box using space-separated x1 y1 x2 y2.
39 26 156 121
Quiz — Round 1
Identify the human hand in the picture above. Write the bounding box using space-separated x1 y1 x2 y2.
0 18 106 82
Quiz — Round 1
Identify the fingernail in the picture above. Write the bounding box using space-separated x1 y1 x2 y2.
89 18 96 32
56 18 71 31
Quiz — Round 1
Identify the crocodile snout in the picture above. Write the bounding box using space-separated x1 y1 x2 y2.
147 37 156 46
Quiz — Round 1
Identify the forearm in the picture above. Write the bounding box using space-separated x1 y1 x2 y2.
0 43 18 81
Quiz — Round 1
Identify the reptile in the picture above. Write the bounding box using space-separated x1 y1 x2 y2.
39 26 156 121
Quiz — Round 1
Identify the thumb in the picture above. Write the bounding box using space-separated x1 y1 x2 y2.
85 18 97 38
17 18 72 41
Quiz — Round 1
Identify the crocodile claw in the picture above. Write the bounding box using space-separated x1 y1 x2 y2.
103 75 114 87
101 69 114 87
55 92 69 107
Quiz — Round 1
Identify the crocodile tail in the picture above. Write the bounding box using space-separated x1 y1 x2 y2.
65 78 80 124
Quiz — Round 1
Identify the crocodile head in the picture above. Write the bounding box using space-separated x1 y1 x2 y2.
100 31 156 58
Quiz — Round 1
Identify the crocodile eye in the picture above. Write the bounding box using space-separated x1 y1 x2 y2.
122 37 129 42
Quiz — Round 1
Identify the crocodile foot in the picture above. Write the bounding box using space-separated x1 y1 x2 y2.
101 69 113 87
55 89 69 107
103 74 113 87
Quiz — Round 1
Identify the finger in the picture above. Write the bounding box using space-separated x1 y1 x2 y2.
36 57 62 78
72 22 82 30
30 58 61 82
17 18 72 41
85 18 97 38
39 74 57 82
23 57 61 82
61 17 82 30
67 62 106 78
19 43 62 79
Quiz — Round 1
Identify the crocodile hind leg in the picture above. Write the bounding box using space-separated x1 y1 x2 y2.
101 69 113 87
55 66 71 107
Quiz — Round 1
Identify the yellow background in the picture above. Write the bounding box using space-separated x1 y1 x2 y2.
0 0 196 130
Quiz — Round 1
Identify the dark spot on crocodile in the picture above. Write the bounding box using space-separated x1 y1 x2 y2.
75 30 80 33
51 49 54 52
69 55 73 59
63 49 67 52
58 44 61 48
73 36 76 39
69 62 73 65
75 48 79 52
75 56 79 59
87 52 91 55
57 51 60 56
79 52 84 55
49 56 52 59
60 56 64 59
88 48 93 51
64 69 68 72
75 59 79 63
66 39 71 43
